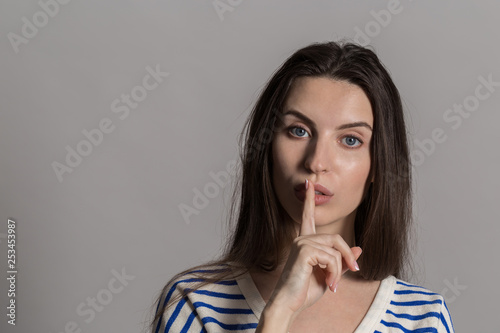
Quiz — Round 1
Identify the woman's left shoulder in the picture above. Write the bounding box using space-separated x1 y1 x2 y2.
391 276 433 290
387 276 449 308
390 276 446 302
381 276 455 332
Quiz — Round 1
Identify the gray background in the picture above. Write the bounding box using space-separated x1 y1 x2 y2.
1 0 498 332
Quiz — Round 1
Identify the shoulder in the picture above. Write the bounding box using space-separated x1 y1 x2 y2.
390 276 448 306
153 263 257 332
159 263 239 305
378 276 455 332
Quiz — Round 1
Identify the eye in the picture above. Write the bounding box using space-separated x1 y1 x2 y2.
289 126 310 138
341 135 363 148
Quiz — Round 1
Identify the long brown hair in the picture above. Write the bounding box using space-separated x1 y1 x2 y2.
150 40 414 331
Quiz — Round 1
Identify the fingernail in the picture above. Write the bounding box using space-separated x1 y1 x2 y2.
305 179 309 190
354 261 360 271
334 282 338 293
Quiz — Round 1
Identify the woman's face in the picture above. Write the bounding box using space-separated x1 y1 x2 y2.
272 76 374 234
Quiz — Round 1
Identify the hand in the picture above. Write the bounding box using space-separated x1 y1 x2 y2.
266 179 363 324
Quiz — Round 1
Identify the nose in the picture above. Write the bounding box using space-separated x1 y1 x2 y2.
304 136 334 174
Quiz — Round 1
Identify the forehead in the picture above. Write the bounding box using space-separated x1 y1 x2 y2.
283 77 373 126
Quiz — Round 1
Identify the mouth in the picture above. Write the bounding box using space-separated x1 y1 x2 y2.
293 181 334 205
293 182 333 196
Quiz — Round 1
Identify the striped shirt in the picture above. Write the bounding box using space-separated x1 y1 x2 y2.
154 266 455 332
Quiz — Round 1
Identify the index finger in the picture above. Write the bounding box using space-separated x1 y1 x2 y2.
299 179 316 236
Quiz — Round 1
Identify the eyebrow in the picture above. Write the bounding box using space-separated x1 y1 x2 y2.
282 109 373 131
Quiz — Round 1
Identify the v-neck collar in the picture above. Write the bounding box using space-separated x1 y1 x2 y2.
233 267 395 331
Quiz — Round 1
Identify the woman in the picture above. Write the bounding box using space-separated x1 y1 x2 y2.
151 41 455 332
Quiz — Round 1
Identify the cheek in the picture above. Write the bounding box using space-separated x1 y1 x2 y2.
337 154 371 186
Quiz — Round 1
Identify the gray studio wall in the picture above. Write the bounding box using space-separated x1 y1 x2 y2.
1 1 498 332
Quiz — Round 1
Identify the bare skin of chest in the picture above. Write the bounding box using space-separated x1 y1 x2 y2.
251 270 381 332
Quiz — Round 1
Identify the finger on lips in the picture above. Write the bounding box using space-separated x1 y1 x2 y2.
300 178 316 236
298 178 361 292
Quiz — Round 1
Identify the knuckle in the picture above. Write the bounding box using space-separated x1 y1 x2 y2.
332 234 342 242
328 256 338 270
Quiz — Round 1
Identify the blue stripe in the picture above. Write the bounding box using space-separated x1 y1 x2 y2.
202 316 258 330
162 278 239 312
439 306 451 333
213 280 238 286
191 289 246 300
156 277 240 332
396 281 428 290
167 295 252 333
154 317 162 333
390 299 443 307
180 307 198 333
395 289 439 296
154 298 163 333
165 297 187 332
173 301 255 332
178 278 238 286
381 319 437 332
162 278 201 307
386 309 441 321
444 299 454 332
193 301 254 314
155 296 162 314
156 277 201 332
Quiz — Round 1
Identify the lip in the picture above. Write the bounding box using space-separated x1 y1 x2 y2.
293 182 333 196
294 181 334 205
